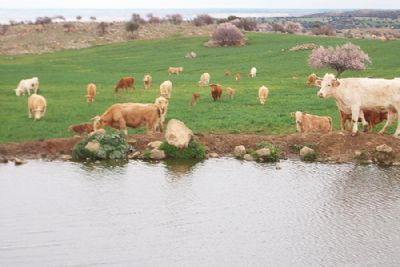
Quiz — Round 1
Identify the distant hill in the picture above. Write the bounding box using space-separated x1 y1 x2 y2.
303 9 400 19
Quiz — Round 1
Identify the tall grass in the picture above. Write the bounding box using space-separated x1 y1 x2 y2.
1 33 399 143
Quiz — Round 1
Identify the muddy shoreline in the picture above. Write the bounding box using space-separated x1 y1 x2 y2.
1 131 400 164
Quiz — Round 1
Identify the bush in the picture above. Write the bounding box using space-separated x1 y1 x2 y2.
284 21 303 34
76 16 82 21
63 23 74 33
97 22 109 35
271 22 285 32
308 42 371 77
159 140 205 160
125 20 139 33
0 25 8 36
35 16 52 25
131 13 146 24
256 142 280 162
167 14 183 25
237 18 258 31
193 14 214 26
72 132 131 161
211 23 245 46
311 25 336 36
146 13 162 24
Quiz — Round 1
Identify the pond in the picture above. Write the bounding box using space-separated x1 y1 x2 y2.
1 158 400 266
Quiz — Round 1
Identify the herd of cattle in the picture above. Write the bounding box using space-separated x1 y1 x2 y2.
12 66 400 138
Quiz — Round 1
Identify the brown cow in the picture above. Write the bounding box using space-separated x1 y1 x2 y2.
235 73 241 81
191 93 200 106
68 123 94 135
226 87 235 99
115 76 135 92
93 103 161 135
210 83 223 101
86 83 96 102
340 110 388 132
291 111 332 134
143 74 152 89
168 67 183 75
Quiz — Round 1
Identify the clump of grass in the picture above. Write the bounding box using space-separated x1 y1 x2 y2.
255 141 280 162
302 151 317 162
72 131 130 161
159 139 205 160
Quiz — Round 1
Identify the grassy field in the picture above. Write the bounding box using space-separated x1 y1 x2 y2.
1 33 400 143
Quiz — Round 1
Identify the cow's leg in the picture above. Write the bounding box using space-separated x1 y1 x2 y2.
379 110 395 135
118 119 127 136
28 108 32 118
359 111 369 132
351 106 360 136
340 111 345 130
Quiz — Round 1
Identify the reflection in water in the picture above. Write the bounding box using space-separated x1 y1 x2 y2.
1 159 400 266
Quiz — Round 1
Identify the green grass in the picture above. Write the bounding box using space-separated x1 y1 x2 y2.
1 33 400 143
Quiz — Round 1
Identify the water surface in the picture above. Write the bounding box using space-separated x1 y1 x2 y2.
1 159 400 266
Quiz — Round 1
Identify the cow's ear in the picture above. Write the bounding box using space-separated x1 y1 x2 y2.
315 80 321 87
290 112 295 118
332 80 340 87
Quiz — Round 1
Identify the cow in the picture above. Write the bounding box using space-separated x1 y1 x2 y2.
210 83 223 101
143 74 152 89
306 73 322 87
86 83 96 102
28 94 47 120
340 109 389 132
249 67 257 78
226 87 235 99
168 67 183 75
198 73 210 86
115 76 135 93
191 93 200 106
291 111 333 134
258 85 269 105
68 123 94 135
15 77 39 96
235 73 241 81
154 96 169 132
317 73 400 137
92 103 161 135
160 80 172 99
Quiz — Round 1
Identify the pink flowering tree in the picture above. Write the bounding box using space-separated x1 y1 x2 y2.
308 42 371 77
212 23 245 46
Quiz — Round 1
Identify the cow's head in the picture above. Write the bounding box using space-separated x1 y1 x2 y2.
33 108 45 120
317 73 340 98
15 88 23 96
154 96 169 114
291 111 306 132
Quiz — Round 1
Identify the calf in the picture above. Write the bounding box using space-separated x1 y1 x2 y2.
210 83 223 101
306 73 322 87
226 87 235 99
198 73 210 86
28 94 47 120
160 80 172 99
86 83 96 102
340 110 388 132
115 76 135 93
191 93 200 106
249 67 257 78
15 77 39 96
291 111 332 134
258 85 269 105
168 67 183 75
68 123 94 135
235 73 241 81
143 74 152 89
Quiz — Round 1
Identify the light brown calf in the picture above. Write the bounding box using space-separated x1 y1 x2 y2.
28 94 47 120
235 73 241 81
86 83 96 102
258 85 269 105
143 74 152 89
226 87 235 99
291 111 332 134
168 67 183 75
191 93 200 106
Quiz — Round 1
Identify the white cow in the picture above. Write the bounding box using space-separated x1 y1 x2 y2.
160 80 172 99
249 67 257 78
317 73 400 137
15 77 39 96
198 73 210 86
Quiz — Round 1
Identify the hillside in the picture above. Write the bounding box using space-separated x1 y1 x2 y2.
1 33 400 144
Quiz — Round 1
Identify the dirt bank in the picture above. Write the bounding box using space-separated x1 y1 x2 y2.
1 131 400 164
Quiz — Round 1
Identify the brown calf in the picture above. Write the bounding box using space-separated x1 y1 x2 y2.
210 83 223 101
191 93 200 106
115 76 135 93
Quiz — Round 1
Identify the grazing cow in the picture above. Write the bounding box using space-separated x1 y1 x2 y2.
226 87 235 99
306 73 322 87
15 77 39 96
143 74 152 89
210 83 223 101
291 111 332 134
160 80 172 99
115 76 135 92
340 110 389 132
191 93 200 106
168 67 183 75
68 123 94 135
93 103 161 135
249 67 257 78
198 73 210 86
317 73 400 137
224 70 231 76
258 85 269 105
28 94 47 120
235 73 241 81
154 96 169 132
86 83 96 102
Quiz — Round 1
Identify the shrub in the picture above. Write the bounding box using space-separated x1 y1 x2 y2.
159 140 205 160
63 23 74 33
35 16 52 25
0 25 8 36
255 142 280 162
211 23 245 46
237 18 258 31
76 16 82 21
90 16 97 21
284 21 303 34
147 13 162 24
308 42 371 77
193 14 214 26
125 20 139 34
131 13 146 24
167 14 183 25
271 22 285 32
72 132 131 161
97 22 109 35
311 25 336 36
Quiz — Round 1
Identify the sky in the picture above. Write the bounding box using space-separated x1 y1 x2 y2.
0 0 399 9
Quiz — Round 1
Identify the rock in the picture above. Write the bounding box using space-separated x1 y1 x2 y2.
234 145 246 158
0 157 8 163
256 148 271 158
60 155 72 161
243 154 254 161
147 141 163 149
376 144 393 154
85 141 100 152
150 149 166 160
165 119 194 149
14 157 26 165
300 146 317 161
208 152 219 158
128 151 141 159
